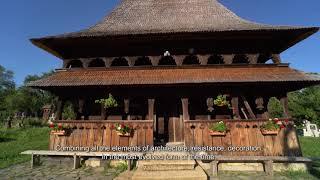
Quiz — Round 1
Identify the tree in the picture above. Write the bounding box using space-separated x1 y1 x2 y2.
288 85 320 126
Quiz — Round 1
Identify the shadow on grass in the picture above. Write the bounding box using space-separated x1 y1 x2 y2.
309 160 320 179
0 137 16 143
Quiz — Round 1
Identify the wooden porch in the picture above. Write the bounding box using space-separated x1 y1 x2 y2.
50 118 301 157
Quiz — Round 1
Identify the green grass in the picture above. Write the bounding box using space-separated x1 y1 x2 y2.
0 127 50 169
299 136 320 157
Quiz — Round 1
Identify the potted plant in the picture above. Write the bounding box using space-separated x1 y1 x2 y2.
209 121 228 136
95 93 118 119
49 123 70 136
214 94 231 108
114 123 134 137
260 118 283 135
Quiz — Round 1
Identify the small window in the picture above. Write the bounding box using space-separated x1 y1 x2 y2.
111 57 129 66
66 60 83 68
233 54 249 64
159 56 176 65
135 57 152 66
88 58 105 67
183 55 200 65
208 55 224 64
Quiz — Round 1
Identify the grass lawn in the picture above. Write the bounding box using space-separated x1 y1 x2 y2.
299 136 320 157
0 127 50 169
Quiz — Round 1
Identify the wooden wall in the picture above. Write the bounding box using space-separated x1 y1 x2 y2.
49 120 153 150
184 119 302 156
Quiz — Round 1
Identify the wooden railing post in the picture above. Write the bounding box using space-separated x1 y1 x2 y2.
181 98 190 120
231 96 240 119
124 98 130 120
56 98 65 120
148 99 155 120
280 95 290 118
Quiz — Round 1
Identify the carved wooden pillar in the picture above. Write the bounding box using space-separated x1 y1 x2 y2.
56 98 65 120
198 55 209 65
222 54 235 64
126 56 137 67
255 96 268 118
247 54 259 64
102 57 113 67
77 98 85 120
101 104 106 120
63 60 72 68
148 99 155 120
124 99 130 120
271 54 281 64
149 56 159 66
173 55 184 66
231 97 240 119
80 58 90 68
280 95 290 118
181 98 190 120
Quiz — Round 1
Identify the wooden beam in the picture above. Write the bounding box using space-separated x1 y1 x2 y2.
124 99 130 120
241 96 256 119
56 98 65 120
173 55 184 66
247 54 258 64
101 104 106 120
271 54 281 64
280 96 290 118
102 57 113 67
231 97 240 119
222 54 235 64
149 56 159 66
198 55 209 65
181 98 190 120
148 99 155 120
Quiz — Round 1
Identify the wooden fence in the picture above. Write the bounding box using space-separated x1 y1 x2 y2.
184 119 302 156
49 120 153 151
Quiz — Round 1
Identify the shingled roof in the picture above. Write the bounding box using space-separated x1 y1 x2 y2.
31 0 318 59
37 0 317 38
28 65 320 88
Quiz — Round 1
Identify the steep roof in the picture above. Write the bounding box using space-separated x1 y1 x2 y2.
28 65 320 88
31 0 319 59
39 0 317 37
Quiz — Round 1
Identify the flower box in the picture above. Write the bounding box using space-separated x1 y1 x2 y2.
261 129 279 135
209 130 226 136
51 130 66 136
116 132 133 137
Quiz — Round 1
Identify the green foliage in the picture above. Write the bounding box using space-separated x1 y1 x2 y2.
213 94 230 107
95 93 118 109
209 121 227 132
267 97 284 118
62 101 76 120
260 119 280 131
288 86 320 126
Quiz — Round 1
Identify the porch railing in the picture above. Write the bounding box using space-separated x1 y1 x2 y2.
50 120 153 151
184 119 302 156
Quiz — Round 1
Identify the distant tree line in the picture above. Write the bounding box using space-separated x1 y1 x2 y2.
0 65 56 126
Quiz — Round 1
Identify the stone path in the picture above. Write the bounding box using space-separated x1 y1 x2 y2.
0 157 116 180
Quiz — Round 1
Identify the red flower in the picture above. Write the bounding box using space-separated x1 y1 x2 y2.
58 124 63 129
280 125 285 129
49 124 54 129
121 124 125 128
110 124 115 129
285 119 289 123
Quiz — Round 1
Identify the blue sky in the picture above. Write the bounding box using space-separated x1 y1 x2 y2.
0 0 319 86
